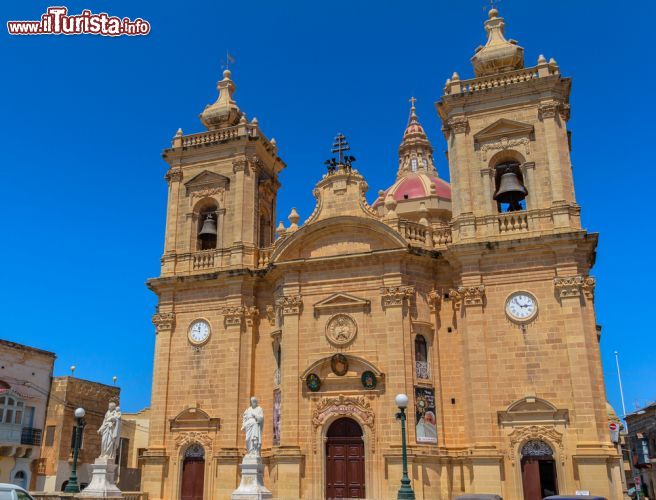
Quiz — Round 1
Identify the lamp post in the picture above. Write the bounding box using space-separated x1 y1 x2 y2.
395 393 415 500
64 407 86 493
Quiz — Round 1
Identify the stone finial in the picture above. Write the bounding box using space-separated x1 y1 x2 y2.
451 72 460 81
288 207 300 231
418 202 430 226
538 54 547 64
276 221 286 238
251 117 259 125
270 138 277 146
200 69 242 130
175 128 183 136
383 194 398 221
172 128 184 147
471 6 525 77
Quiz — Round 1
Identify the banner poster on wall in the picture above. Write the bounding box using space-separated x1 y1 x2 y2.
273 389 281 446
415 386 437 444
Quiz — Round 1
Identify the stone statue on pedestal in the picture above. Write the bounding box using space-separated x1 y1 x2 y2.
78 402 123 498
232 396 272 500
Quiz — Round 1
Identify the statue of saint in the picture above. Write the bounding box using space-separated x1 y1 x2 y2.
241 396 264 456
98 402 122 459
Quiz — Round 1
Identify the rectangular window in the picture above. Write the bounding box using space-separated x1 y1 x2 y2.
115 437 129 467
45 426 55 446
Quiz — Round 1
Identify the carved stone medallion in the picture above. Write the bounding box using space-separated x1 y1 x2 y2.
325 314 357 347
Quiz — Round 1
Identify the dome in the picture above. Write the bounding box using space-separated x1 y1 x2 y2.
200 70 242 130
373 172 451 208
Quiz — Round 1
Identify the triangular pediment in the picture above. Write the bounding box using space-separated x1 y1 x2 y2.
184 170 230 188
313 292 371 314
474 118 534 142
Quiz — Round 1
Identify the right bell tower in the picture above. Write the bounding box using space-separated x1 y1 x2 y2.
438 6 578 242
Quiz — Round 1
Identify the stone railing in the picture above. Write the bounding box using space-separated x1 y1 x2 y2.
31 494 148 500
192 249 216 270
257 246 274 268
180 123 258 148
415 360 431 380
498 211 529 233
398 221 452 250
445 66 546 95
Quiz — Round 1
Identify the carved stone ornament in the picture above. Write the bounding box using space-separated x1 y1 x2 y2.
380 286 415 308
325 314 357 347
190 187 225 200
232 155 262 175
478 137 530 161
244 306 259 326
553 275 596 300
449 285 486 308
222 306 245 326
276 295 303 315
447 116 468 135
506 425 565 466
165 167 183 183
538 100 568 121
152 312 176 333
265 305 276 326
312 394 375 452
174 431 214 456
428 289 443 312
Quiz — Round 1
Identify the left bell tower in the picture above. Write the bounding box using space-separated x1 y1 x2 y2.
159 69 284 275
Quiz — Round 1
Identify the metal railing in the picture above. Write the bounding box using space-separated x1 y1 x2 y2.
21 427 42 446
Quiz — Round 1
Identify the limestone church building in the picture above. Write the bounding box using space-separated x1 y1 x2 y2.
142 8 623 500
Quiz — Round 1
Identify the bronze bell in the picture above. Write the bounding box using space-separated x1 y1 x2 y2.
494 170 527 210
198 213 217 237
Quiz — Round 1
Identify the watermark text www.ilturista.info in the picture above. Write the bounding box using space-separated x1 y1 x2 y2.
7 7 151 36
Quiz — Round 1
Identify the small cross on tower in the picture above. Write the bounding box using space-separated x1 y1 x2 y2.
409 96 417 108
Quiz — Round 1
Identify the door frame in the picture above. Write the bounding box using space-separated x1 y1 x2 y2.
173 443 209 500
321 415 371 500
514 438 563 499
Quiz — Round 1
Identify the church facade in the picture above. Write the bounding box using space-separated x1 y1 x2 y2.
142 8 623 500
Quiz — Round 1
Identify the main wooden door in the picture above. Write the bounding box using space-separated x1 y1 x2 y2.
521 440 558 500
180 444 205 500
326 418 365 499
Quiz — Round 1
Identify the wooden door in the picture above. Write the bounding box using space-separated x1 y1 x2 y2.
326 418 365 499
180 457 204 500
521 458 541 500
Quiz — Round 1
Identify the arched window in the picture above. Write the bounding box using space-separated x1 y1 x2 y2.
196 202 218 251
12 470 27 489
493 161 527 212
0 395 24 424
414 335 430 379
274 343 282 386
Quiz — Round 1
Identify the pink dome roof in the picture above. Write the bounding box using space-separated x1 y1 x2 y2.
373 173 451 207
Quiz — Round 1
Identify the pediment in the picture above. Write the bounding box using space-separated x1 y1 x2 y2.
498 397 569 426
313 293 371 315
474 118 534 143
170 407 220 432
184 170 230 189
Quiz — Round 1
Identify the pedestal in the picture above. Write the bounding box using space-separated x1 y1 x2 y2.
231 454 272 500
77 458 122 498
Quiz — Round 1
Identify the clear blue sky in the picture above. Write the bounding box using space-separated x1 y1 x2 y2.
1 0 653 415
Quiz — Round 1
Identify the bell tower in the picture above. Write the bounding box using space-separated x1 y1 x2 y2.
438 7 578 242
159 69 284 275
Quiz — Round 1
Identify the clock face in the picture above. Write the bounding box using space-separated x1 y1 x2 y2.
505 292 538 323
188 320 211 345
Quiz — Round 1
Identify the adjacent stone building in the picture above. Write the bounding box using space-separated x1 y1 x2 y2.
0 339 55 490
35 376 120 491
626 402 656 497
142 7 623 499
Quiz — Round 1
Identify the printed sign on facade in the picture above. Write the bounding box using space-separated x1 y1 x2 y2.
414 387 437 444
273 389 281 446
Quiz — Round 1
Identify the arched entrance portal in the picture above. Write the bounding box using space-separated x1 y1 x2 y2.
325 417 365 499
180 444 205 500
521 440 558 500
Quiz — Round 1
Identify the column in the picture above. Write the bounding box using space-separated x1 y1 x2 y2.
274 293 303 500
450 281 502 494
162 167 183 275
142 311 175 500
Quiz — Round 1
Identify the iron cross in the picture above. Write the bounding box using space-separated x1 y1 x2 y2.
331 133 350 164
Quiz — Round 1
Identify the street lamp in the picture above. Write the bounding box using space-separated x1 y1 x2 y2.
395 393 415 500
64 407 86 493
